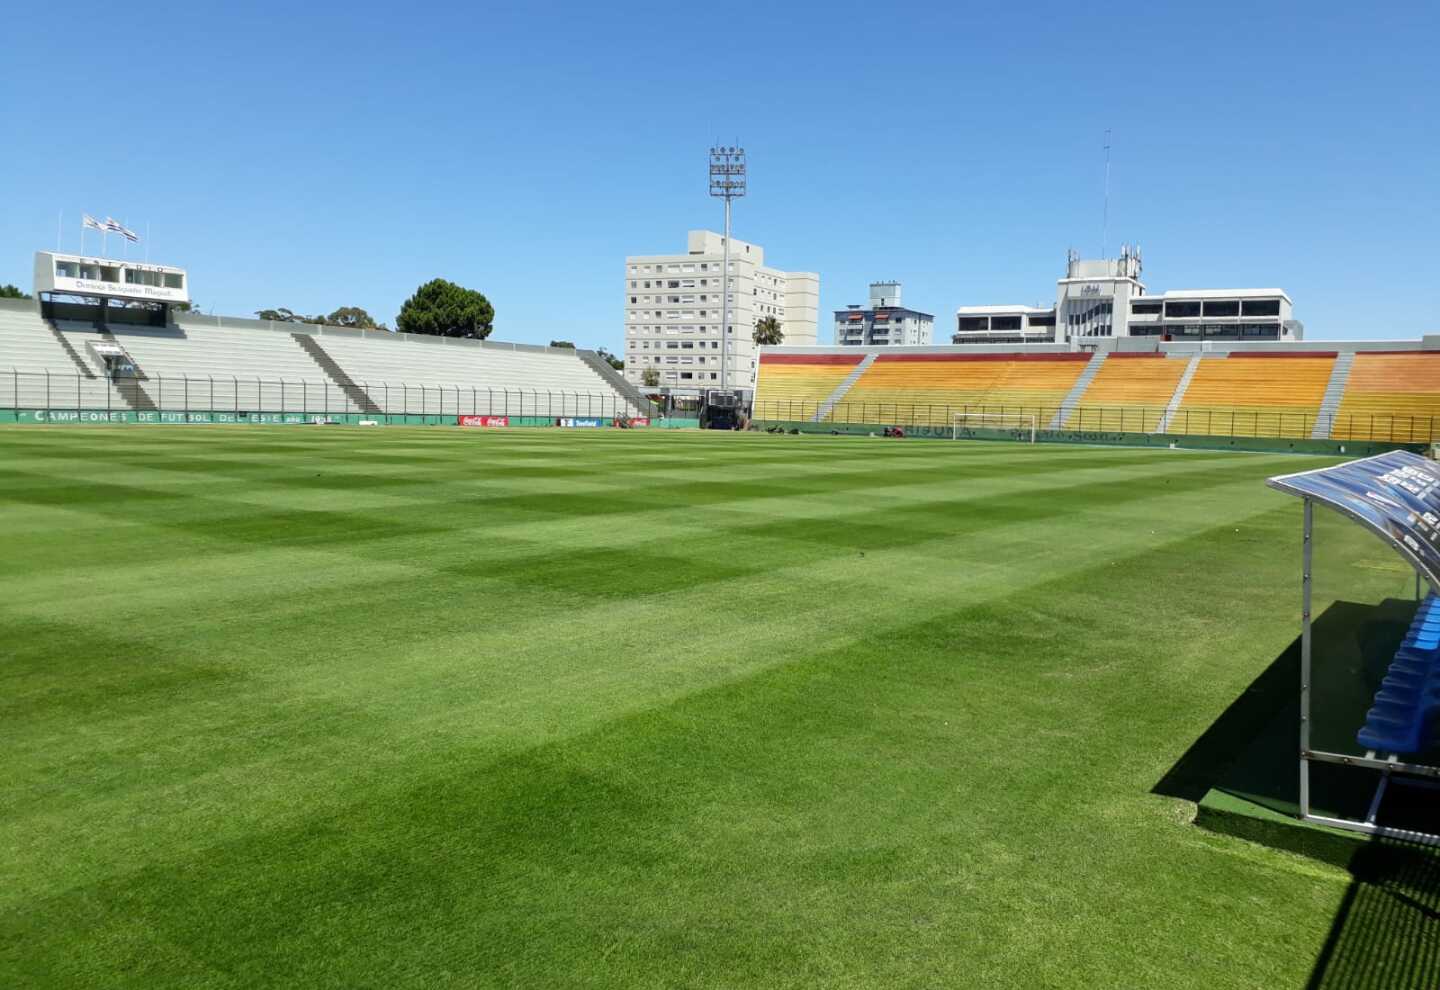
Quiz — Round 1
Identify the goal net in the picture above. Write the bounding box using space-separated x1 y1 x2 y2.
951 412 1038 443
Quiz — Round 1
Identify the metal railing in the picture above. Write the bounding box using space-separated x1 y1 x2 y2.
1 369 642 420
750 399 1440 444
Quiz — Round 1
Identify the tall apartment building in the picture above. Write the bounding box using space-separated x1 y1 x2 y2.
624 230 819 394
834 281 934 346
953 247 1300 347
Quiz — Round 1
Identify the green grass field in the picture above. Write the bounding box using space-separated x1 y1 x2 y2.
0 427 1414 988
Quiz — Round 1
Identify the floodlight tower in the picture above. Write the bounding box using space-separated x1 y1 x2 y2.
709 145 746 390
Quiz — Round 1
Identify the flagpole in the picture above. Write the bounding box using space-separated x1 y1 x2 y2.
57 212 62 252
145 221 150 263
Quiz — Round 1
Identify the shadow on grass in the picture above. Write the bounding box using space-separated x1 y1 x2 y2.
1307 837 1440 990
1153 600 1415 814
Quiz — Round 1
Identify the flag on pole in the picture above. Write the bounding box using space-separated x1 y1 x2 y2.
120 225 139 243
83 214 105 232
103 217 124 233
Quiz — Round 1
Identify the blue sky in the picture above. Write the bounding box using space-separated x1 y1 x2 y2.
2 1 1437 347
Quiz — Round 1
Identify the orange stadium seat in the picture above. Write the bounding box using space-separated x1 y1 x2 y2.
753 353 864 420
1173 353 1335 438
1332 352 1440 441
1064 354 1187 432
829 354 1089 426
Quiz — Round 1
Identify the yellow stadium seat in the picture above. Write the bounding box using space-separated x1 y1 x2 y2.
1172 354 1335 438
753 355 864 420
1063 355 1187 432
1332 353 1440 441
830 355 1088 426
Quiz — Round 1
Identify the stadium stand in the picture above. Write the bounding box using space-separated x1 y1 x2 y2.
1062 354 1188 432
52 319 365 414
1172 353 1335 438
751 353 864 420
309 329 641 417
0 297 643 418
1331 352 1440 442
0 304 133 409
822 353 1089 425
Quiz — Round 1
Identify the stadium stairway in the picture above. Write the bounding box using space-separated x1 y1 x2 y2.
575 349 659 419
45 322 95 378
813 354 877 422
1155 355 1203 433
1047 352 1106 429
292 333 383 414
1311 352 1355 439
96 330 160 412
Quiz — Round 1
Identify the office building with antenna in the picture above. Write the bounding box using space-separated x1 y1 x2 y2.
834 282 934 346
953 246 1300 346
622 230 819 395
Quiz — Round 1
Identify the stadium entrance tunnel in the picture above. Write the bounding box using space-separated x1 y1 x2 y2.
1155 598 1440 866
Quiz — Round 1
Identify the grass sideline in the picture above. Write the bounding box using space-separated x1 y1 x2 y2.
0 427 1414 987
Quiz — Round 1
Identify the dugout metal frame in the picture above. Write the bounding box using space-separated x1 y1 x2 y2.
1279 459 1440 845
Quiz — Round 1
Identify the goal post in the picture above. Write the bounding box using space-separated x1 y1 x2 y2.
951 411 1038 443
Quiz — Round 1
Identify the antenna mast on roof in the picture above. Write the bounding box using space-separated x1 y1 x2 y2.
1102 129 1112 260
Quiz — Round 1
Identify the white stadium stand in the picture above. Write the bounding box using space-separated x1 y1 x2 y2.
1 294 648 419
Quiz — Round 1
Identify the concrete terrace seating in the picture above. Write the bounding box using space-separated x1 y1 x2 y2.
752 353 863 420
831 353 1089 426
1175 353 1335 438
1064 354 1188 432
102 319 363 413
310 332 639 417
0 305 129 410
1332 352 1440 442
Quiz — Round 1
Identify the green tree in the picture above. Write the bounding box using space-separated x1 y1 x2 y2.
397 279 493 339
641 367 660 388
549 340 575 349
753 316 784 346
255 308 303 323
596 347 624 370
0 284 31 299
325 306 380 329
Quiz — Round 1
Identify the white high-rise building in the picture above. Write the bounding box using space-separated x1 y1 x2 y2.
623 230 818 394
834 281 934 346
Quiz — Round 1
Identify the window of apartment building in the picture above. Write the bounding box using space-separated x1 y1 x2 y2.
666 356 678 363
667 280 680 288
680 372 693 380
1165 301 1202 318
1131 301 1162 315
681 279 696 288
630 296 637 304
681 357 693 365
666 341 678 349
667 265 680 273
682 264 695 272
681 342 694 349
991 316 1022 331
1202 300 1240 318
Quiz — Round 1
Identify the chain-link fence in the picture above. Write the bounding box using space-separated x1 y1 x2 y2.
1 369 638 420
751 399 1440 443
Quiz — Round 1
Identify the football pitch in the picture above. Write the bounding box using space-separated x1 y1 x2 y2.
0 427 1407 987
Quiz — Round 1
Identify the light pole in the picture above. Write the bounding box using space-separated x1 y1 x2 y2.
709 145 746 392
